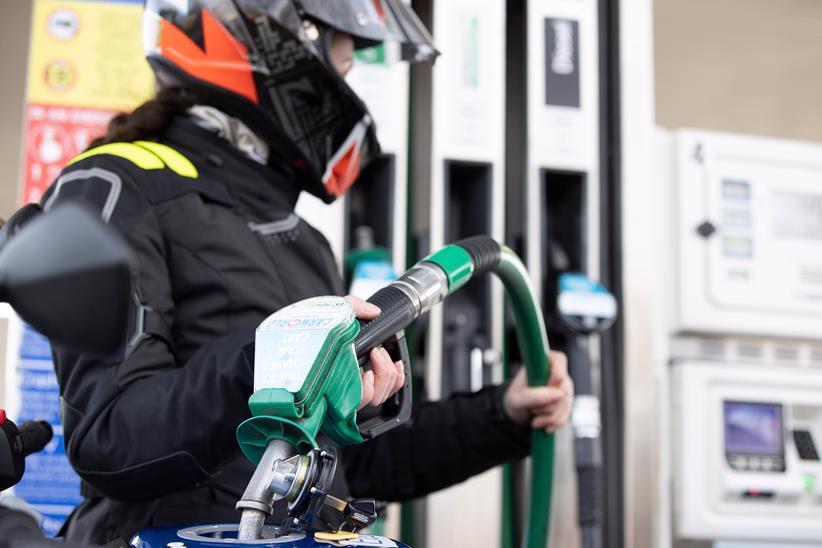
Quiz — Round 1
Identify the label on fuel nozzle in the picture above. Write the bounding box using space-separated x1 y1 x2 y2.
254 296 355 392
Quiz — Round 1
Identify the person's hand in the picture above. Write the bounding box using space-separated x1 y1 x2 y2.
502 350 573 432
345 295 406 411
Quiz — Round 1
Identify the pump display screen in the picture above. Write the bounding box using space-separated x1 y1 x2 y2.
724 401 784 456
772 192 822 240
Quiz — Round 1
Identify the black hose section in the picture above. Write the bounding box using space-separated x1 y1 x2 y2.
454 236 501 277
354 285 418 364
18 421 53 457
567 339 593 395
576 463 603 527
568 340 603 546
576 437 604 548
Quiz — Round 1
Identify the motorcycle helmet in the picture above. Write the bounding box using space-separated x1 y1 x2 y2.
142 0 437 202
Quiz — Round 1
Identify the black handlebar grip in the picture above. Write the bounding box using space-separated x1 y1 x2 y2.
453 236 501 278
354 285 417 363
19 421 53 457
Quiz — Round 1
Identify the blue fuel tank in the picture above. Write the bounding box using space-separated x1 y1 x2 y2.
131 524 410 548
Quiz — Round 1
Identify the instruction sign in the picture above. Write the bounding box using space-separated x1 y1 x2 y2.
20 0 153 204
544 18 581 108
13 325 82 536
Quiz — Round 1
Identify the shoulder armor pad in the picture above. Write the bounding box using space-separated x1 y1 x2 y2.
44 166 125 222
67 141 198 179
48 139 234 217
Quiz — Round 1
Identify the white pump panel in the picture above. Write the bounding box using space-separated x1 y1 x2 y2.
662 130 822 546
424 0 506 545
427 0 506 399
525 0 600 293
522 3 601 546
676 129 822 339
673 361 822 544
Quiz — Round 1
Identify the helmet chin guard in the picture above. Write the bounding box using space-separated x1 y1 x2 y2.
143 0 436 202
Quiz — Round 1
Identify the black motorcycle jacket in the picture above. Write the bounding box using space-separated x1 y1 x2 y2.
42 116 531 544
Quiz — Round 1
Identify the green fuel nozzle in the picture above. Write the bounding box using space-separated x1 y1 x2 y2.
237 296 366 460
235 237 555 548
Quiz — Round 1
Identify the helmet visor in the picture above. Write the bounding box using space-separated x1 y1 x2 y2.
381 0 438 62
296 0 437 61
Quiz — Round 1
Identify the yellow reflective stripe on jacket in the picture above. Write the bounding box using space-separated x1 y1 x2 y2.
134 141 198 179
66 141 198 179
67 142 165 171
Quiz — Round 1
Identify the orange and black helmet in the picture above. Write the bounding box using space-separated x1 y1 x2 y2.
143 0 436 202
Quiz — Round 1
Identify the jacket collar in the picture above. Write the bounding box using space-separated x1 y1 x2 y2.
162 116 302 217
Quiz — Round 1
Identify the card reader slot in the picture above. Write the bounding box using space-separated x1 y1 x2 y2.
793 429 820 461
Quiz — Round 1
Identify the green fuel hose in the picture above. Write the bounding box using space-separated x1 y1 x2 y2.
495 247 555 548
423 238 554 548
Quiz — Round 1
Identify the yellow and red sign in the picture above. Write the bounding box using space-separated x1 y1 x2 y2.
21 0 155 204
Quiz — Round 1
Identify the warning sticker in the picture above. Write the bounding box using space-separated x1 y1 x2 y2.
21 103 117 204
254 297 354 392
27 0 154 111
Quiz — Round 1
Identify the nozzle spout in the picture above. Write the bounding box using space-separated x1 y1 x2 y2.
236 440 295 540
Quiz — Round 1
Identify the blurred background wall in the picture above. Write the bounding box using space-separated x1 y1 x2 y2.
0 2 33 221
655 0 822 142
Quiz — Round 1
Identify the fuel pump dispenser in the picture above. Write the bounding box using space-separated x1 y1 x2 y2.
661 130 822 546
416 0 507 543
425 0 506 400
506 0 604 546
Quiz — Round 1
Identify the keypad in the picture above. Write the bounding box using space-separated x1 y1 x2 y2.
727 454 785 472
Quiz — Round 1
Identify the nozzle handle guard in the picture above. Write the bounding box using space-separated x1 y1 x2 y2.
354 285 416 439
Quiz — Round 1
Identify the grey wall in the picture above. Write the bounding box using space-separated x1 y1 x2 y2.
0 1 33 220
655 0 822 142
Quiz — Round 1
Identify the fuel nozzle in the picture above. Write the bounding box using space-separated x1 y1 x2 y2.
236 440 296 540
236 441 376 540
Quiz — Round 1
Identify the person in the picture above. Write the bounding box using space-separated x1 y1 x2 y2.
42 1 574 544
